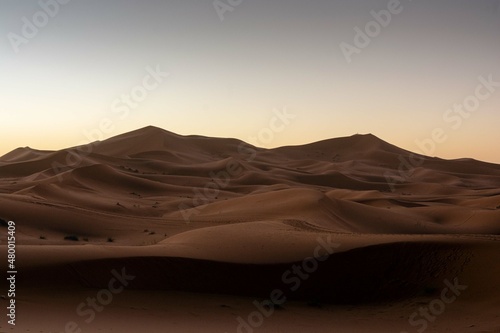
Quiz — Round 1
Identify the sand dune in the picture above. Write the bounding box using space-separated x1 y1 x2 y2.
1 126 499 332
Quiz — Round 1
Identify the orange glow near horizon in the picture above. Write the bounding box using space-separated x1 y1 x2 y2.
1 1 499 163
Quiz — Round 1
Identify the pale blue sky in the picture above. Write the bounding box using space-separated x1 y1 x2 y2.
1 0 499 162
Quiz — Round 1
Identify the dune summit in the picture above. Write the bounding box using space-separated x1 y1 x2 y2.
0 126 499 332
1 125 500 235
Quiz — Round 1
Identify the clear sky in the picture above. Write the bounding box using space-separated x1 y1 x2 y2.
1 0 499 162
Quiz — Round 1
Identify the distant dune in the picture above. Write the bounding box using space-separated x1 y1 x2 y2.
1 126 499 332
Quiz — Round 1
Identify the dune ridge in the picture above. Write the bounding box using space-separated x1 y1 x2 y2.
1 126 499 332
1 126 499 235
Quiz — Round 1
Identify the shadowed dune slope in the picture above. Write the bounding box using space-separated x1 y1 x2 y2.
14 239 500 305
1 126 500 308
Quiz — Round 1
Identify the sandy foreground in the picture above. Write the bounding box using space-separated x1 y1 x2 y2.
1 126 499 332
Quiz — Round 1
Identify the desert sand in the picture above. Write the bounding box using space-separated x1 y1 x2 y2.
0 126 499 332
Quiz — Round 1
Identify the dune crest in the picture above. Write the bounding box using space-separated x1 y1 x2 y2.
1 126 499 235
1 126 499 333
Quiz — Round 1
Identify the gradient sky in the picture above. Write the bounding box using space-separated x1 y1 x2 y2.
1 0 499 162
